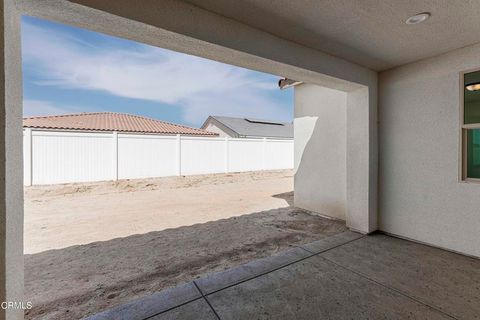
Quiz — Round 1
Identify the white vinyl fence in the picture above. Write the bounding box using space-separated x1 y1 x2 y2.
23 129 294 185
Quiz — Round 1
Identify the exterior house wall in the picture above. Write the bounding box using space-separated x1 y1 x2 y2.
203 122 231 137
379 42 480 258
294 84 347 220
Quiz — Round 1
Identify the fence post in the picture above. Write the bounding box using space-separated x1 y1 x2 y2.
176 134 182 176
24 128 32 186
224 136 229 173
112 131 118 181
262 137 267 170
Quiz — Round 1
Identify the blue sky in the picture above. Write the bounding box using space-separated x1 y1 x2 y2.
21 16 293 128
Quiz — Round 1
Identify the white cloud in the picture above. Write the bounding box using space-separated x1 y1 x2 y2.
23 99 72 117
23 99 100 118
22 20 292 126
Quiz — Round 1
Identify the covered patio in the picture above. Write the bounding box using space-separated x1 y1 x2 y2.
2 1 480 319
89 232 479 320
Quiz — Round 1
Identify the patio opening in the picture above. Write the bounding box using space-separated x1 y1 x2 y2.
21 16 349 319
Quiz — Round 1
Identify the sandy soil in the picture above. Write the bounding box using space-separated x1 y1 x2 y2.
24 170 346 319
25 170 297 254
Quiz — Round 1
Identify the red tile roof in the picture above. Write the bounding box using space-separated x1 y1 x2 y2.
23 112 218 136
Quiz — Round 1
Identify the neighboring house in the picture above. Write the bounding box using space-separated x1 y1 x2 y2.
23 112 218 136
201 116 293 139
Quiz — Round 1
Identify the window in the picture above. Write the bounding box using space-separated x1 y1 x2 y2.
462 70 480 180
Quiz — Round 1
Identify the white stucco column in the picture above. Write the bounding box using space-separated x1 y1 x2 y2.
346 86 378 233
1 1 25 319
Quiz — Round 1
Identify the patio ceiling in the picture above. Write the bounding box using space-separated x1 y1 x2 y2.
185 0 480 71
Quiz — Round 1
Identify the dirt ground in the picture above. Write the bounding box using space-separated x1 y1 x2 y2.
24 170 346 319
25 170 299 254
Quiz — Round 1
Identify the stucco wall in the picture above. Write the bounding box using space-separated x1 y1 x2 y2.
379 42 480 258
204 123 229 137
294 84 346 220
1 1 25 319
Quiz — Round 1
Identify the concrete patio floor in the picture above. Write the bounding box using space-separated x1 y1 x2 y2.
87 231 480 320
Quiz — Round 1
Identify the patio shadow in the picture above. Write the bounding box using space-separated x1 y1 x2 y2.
25 205 346 320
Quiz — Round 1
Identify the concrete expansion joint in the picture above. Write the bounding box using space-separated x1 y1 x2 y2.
193 281 222 320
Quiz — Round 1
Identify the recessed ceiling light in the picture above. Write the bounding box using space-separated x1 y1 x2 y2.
405 12 431 25
466 82 480 92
